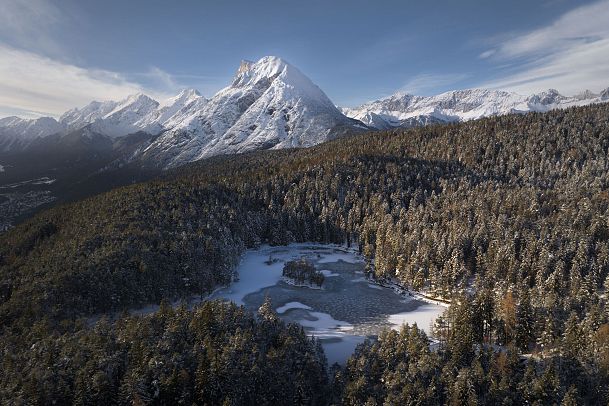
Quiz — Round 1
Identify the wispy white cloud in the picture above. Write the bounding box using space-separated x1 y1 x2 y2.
478 49 496 59
133 67 182 93
488 0 609 60
0 0 69 57
481 38 609 94
401 73 469 95
480 0 609 94
0 44 172 118
0 1 190 119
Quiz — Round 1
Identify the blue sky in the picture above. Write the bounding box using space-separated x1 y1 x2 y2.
1 0 609 117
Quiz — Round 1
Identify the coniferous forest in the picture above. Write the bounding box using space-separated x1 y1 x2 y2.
1 103 609 404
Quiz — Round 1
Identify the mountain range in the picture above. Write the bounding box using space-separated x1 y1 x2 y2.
1 56 608 170
343 87 609 130
0 56 364 169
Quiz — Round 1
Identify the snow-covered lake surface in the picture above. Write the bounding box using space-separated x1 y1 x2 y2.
208 243 446 365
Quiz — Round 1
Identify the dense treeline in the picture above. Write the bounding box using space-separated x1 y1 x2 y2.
2 300 329 405
340 297 609 405
1 103 609 403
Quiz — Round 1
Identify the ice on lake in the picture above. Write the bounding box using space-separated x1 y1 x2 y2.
209 243 446 365
276 301 312 314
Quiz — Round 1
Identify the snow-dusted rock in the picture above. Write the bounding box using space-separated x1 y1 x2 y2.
0 116 65 151
60 100 119 132
80 93 161 138
343 87 609 129
156 88 207 129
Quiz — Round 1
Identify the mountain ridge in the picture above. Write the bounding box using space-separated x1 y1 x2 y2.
342 86 609 129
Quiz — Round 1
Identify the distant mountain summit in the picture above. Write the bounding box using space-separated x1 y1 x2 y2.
59 90 206 139
342 87 609 129
0 116 64 152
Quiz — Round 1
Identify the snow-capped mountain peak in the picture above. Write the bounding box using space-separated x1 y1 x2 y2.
229 56 331 104
156 88 207 129
60 100 119 131
161 88 202 107
527 88 566 106
231 56 289 87
113 93 158 110
140 56 364 167
84 93 160 138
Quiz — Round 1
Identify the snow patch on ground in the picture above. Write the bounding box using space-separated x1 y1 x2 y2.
276 301 312 314
377 277 451 307
0 177 56 189
320 270 339 277
208 247 286 305
388 304 445 335
298 311 353 337
317 251 365 264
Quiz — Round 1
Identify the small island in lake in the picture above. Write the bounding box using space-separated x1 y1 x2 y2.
282 258 325 288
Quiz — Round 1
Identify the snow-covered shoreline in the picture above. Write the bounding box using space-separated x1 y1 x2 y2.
221 243 446 363
371 278 451 307
88 242 448 364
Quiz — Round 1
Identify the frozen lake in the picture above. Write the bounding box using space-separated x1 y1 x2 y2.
209 243 446 365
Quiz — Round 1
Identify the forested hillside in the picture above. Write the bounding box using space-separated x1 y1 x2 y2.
1 103 609 404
